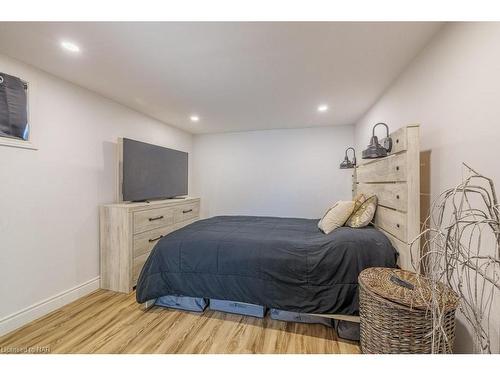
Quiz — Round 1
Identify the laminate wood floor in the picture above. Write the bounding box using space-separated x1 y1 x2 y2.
0 289 360 354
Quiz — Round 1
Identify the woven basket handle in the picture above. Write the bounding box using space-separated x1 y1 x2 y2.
390 275 415 290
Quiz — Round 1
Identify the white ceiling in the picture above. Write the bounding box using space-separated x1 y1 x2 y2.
0 22 442 134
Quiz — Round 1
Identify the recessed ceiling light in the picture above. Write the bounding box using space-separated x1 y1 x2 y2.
190 115 200 122
317 104 329 112
60 41 80 53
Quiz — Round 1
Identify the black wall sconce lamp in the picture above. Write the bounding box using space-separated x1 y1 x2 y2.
361 122 393 159
339 147 356 169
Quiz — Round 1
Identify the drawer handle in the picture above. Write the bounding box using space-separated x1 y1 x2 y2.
149 235 164 243
182 209 193 214
149 215 164 221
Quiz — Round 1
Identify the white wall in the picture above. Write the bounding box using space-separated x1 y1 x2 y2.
193 125 354 219
0 54 192 334
354 22 500 353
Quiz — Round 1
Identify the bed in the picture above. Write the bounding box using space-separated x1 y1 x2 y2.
136 124 420 323
136 216 397 315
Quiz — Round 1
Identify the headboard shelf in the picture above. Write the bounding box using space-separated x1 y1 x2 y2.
377 227 410 263
354 124 420 271
356 153 407 183
374 205 408 240
355 182 407 212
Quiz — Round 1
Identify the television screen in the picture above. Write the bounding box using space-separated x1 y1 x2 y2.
122 138 188 201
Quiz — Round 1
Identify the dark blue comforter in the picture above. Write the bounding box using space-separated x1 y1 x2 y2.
136 216 397 315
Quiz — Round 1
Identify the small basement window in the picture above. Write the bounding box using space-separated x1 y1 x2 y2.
0 72 35 150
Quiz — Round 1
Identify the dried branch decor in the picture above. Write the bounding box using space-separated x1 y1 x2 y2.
410 164 500 354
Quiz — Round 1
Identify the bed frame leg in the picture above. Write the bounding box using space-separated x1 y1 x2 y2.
139 299 156 311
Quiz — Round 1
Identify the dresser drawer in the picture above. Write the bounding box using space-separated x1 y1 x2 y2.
134 207 174 234
173 202 200 223
101 197 200 293
133 225 174 258
132 251 151 285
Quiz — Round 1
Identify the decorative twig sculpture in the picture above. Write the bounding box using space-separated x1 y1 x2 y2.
410 163 500 353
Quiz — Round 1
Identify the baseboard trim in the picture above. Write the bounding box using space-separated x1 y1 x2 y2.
0 276 100 337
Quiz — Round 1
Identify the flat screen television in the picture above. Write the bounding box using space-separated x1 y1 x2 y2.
121 138 188 201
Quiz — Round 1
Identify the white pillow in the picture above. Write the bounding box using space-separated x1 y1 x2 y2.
318 201 356 234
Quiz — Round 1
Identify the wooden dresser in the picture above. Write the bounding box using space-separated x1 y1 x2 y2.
99 197 200 293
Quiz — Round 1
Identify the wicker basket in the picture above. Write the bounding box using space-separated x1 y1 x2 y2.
359 267 459 354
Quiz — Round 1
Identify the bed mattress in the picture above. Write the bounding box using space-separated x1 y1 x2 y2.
136 216 397 315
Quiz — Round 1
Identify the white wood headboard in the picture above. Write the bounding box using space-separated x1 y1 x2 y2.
353 124 420 271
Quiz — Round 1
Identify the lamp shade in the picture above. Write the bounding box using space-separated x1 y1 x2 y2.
362 123 392 159
362 135 387 159
339 147 356 169
339 156 355 169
